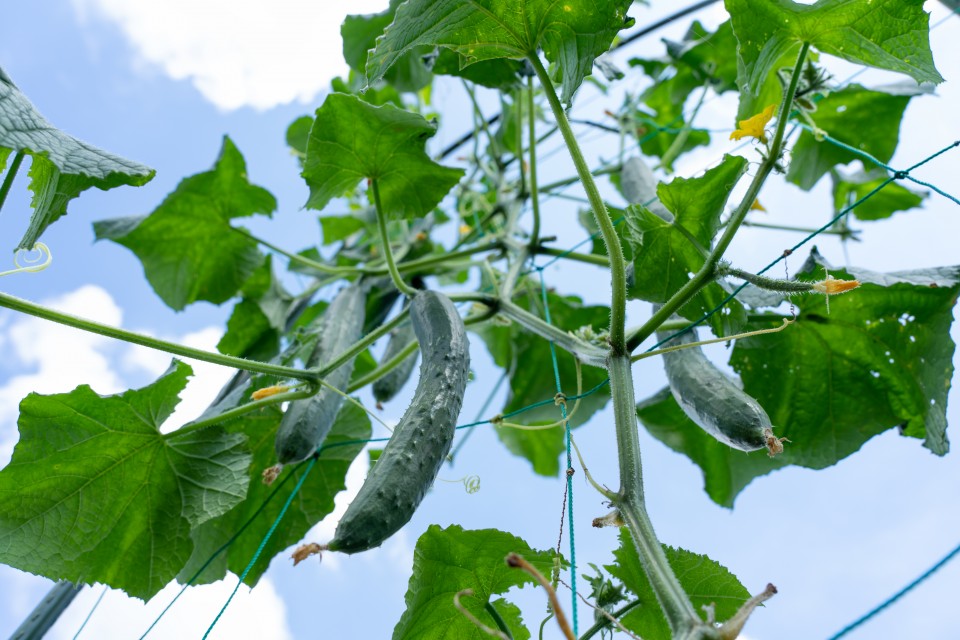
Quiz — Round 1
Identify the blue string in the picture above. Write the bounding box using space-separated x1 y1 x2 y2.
202 457 318 639
536 266 578 635
826 541 960 639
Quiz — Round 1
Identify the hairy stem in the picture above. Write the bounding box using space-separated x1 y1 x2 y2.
498 299 608 366
626 42 810 352
371 178 418 298
529 55 627 354
172 385 317 438
0 291 317 382
315 305 409 378
527 76 542 247
577 599 643 640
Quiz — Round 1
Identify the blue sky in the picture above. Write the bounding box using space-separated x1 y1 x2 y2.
2 1 960 639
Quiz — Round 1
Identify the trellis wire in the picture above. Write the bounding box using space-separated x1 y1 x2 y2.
71 586 106 639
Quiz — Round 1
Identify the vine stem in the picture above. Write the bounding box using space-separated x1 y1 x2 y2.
0 290 318 382
527 75 541 248
497 299 608 367
371 178 418 298
626 42 811 352
528 55 627 354
0 150 26 213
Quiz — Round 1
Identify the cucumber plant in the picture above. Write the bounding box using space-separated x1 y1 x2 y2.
0 1 956 638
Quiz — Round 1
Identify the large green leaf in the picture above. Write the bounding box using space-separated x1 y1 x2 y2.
832 167 927 221
606 529 750 639
181 399 371 587
626 155 748 336
366 0 633 103
342 0 433 93
734 252 956 458
0 66 154 250
392 525 558 640
726 0 942 119
302 93 464 219
786 85 913 190
640 253 958 506
637 388 787 508
94 136 275 311
0 361 251 600
472 287 611 475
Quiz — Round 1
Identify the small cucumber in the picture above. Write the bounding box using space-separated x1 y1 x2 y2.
372 318 419 404
329 290 469 553
657 325 782 455
274 284 366 464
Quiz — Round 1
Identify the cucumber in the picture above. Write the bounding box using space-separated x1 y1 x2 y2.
657 324 782 455
329 290 469 553
274 283 366 464
372 316 418 404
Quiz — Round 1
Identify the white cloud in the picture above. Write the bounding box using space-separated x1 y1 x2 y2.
46 576 292 640
70 0 389 111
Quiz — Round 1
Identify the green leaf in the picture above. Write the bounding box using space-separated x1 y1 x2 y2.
0 361 251 599
94 136 275 310
474 288 611 475
0 66 154 249
342 1 433 93
320 215 367 245
633 65 710 168
606 529 750 639
625 155 748 336
218 257 293 359
392 525 558 640
726 0 942 120
181 400 371 587
637 388 787 507
733 251 956 458
302 93 464 219
432 49 524 90
367 0 633 103
786 85 913 190
832 167 927 221
285 115 313 168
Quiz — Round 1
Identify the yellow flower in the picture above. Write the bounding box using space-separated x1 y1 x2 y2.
251 384 290 400
730 104 777 143
750 198 767 212
459 224 472 235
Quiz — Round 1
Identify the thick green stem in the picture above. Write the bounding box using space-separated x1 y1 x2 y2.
0 291 317 381
527 76 542 247
371 179 418 298
626 42 810 352
0 150 26 213
608 355 698 634
485 601 514 640
529 55 627 354
498 299 607 366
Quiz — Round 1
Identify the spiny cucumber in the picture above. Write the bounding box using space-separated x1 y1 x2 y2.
372 316 418 405
274 284 366 465
329 290 469 553
657 325 783 456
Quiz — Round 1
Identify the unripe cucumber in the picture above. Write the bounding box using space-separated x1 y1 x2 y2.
657 325 780 454
372 318 418 404
274 284 366 464
329 290 469 553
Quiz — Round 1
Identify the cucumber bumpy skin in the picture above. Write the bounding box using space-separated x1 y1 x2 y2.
274 284 366 465
372 319 418 404
329 290 469 553
657 325 783 456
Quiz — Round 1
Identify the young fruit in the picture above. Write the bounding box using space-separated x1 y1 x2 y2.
329 290 469 553
274 284 366 465
658 325 783 456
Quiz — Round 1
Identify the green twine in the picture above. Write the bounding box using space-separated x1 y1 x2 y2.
203 457 318 639
537 267 579 635
71 586 106 640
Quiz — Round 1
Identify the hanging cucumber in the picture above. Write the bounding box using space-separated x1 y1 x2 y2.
328 290 469 553
657 325 784 456
274 283 366 465
372 316 418 406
